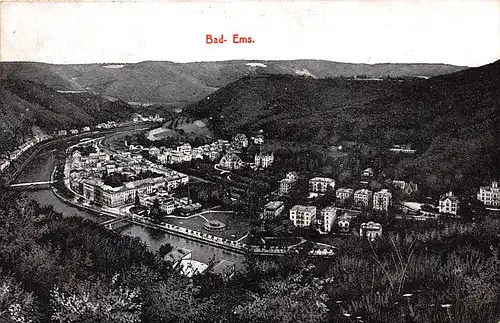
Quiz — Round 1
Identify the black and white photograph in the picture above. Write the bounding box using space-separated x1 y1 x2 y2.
0 0 499 322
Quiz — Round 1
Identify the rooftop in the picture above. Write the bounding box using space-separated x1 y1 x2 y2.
290 205 317 213
264 201 284 210
360 221 382 229
164 247 192 265
212 260 236 275
310 177 335 183
337 188 354 193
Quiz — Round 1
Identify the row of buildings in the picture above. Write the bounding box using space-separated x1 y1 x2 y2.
278 173 394 211
57 126 92 137
288 204 382 239
260 199 381 239
61 114 156 137
147 140 230 165
132 114 164 123
275 170 478 218
69 144 189 209
218 151 275 171
0 133 52 173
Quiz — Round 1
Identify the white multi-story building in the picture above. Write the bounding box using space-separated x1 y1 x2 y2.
289 205 317 228
438 191 460 215
359 222 382 240
477 181 500 207
232 133 249 149
336 188 354 203
354 189 373 207
255 152 274 169
278 171 299 195
170 151 185 164
285 171 299 181
158 153 170 164
177 143 192 155
279 178 295 195
338 219 350 234
219 153 244 170
321 206 338 232
309 177 335 193
262 201 285 220
149 147 160 156
373 189 392 211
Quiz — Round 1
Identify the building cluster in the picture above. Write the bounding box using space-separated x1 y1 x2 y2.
272 168 473 222
217 133 274 170
58 123 105 137
148 140 229 165
132 114 164 123
0 116 153 175
95 121 118 130
69 144 189 210
288 204 382 239
307 176 393 211
144 133 274 172
59 115 154 137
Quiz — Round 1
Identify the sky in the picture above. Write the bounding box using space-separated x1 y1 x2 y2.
1 0 499 67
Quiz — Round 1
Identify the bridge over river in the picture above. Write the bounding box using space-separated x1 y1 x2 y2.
9 181 56 190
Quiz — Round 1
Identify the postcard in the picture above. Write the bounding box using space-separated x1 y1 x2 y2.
0 1 499 322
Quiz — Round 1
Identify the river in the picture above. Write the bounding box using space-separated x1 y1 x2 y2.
16 145 246 270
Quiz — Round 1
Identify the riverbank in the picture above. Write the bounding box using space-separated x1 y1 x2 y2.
53 177 335 257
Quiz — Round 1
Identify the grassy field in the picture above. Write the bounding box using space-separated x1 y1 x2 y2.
176 118 213 138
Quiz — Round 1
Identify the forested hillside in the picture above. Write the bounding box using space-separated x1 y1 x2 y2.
0 79 137 152
185 60 500 195
0 61 466 105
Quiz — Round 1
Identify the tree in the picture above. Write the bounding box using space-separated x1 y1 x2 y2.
50 275 142 323
234 263 330 323
149 199 162 223
157 244 173 258
0 274 41 323
134 193 141 208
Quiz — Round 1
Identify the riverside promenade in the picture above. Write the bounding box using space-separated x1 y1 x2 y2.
52 181 336 257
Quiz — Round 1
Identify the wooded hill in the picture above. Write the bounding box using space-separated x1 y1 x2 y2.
185 60 500 195
0 78 138 152
1 60 466 105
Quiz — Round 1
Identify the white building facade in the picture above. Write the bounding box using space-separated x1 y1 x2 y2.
289 205 317 228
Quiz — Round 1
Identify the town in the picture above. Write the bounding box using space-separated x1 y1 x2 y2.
2 2 499 321
4 106 497 250
24 118 495 278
